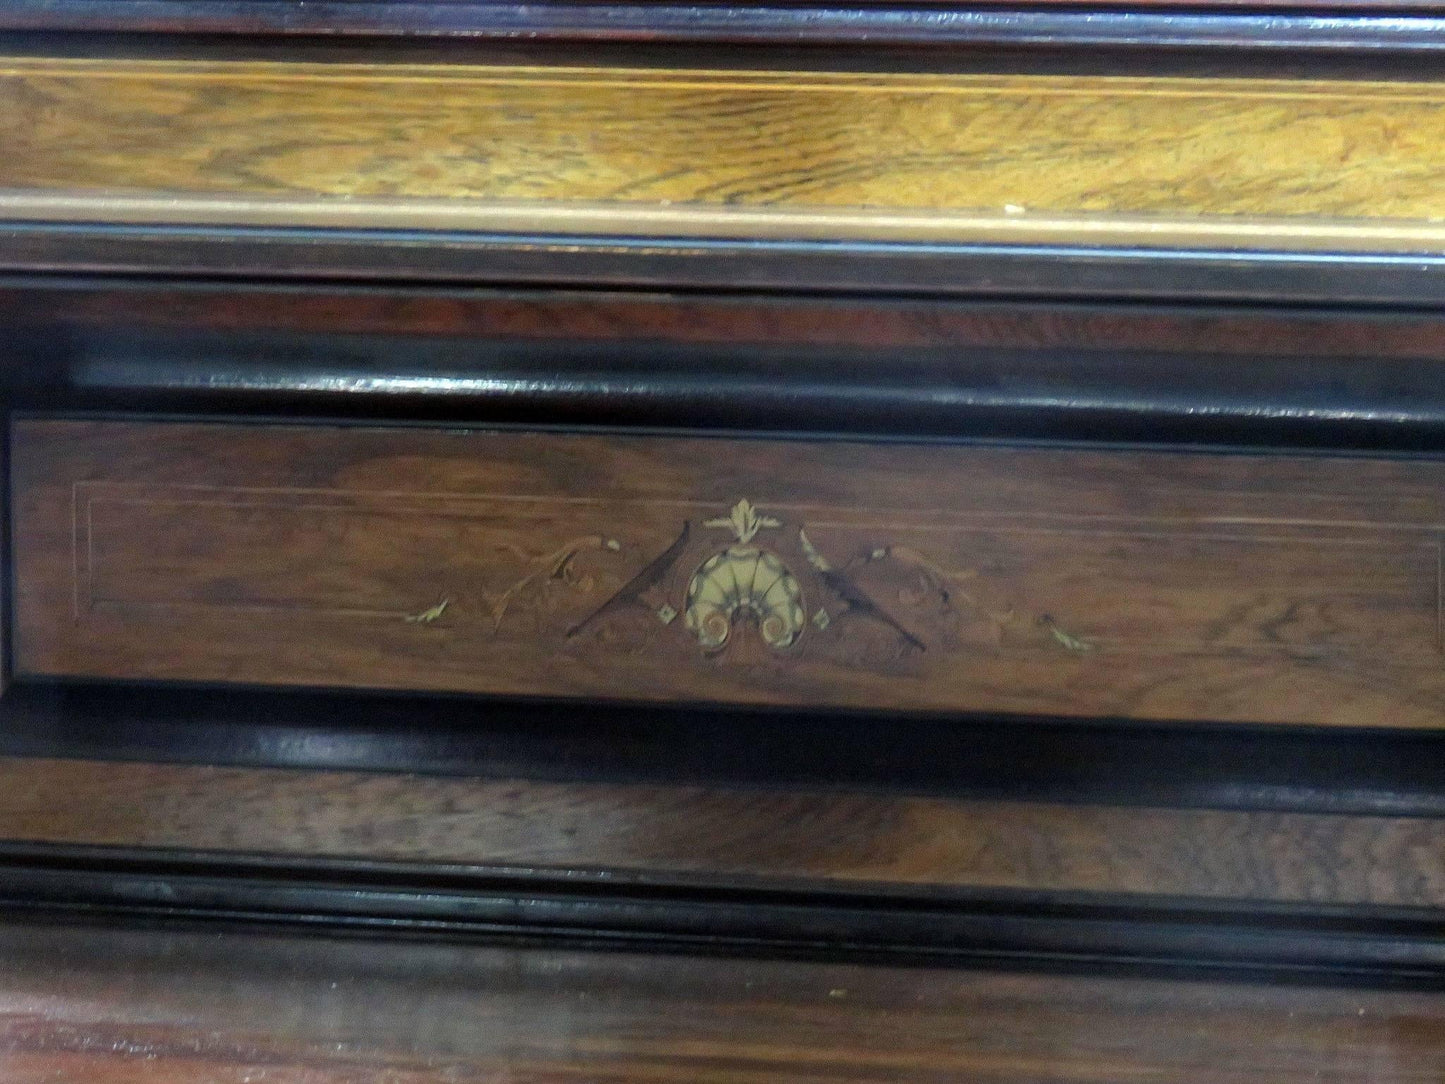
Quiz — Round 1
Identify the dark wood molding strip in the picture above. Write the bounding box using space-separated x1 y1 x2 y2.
6 2 1445 54
8 222 1445 305
4 684 1444 818
9 280 1445 359
1 757 1443 908
2 841 1443 981
12 280 1445 452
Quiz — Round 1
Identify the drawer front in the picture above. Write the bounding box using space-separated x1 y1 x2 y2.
13 418 1445 727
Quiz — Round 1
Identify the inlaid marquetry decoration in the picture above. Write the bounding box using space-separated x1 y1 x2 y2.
5 58 1445 254
16 420 1445 727
564 497 1043 663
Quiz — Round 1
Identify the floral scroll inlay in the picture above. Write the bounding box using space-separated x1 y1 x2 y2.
570 498 964 660
548 498 1088 665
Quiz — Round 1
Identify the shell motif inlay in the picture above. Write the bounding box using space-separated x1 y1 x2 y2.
684 546 806 651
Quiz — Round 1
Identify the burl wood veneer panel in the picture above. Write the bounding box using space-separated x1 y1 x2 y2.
14 418 1445 726
7 923 1444 1084
4 58 1445 252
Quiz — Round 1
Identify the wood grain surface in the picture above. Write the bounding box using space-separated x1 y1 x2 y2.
1 756 1442 907
6 58 1445 252
3 920 1444 1083
14 281 1445 360
15 418 1445 726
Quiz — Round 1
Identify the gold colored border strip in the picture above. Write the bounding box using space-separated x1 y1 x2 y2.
6 190 1445 255
1 58 1442 102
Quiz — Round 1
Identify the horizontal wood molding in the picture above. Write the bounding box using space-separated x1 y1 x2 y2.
12 0 1445 52
8 281 1445 359
7 921 1445 1083
1 757 1442 908
18 281 1445 450
6 58 1445 253
14 418 1445 726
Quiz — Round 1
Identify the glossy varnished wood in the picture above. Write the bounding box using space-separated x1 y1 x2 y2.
1 757 1441 907
8 682 1442 815
6 59 1445 253
15 281 1445 448
12 0 1445 54
14 418 1445 726
2 921 1444 1083
14 280 1445 359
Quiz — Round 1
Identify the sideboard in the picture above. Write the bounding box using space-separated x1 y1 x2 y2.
2 5 1445 1075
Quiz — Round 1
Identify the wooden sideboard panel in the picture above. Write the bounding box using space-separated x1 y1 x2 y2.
13 418 1445 726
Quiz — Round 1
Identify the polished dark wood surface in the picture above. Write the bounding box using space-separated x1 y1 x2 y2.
2 920 1443 1083
11 280 1445 450
9 683 1444 819
16 417 1445 726
9 0 1445 57
1 757 1441 907
13 280 1445 358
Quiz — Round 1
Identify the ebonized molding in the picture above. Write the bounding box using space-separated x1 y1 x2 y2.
6 2 1445 56
11 279 1445 450
5 683 1445 817
10 223 1445 306
2 843 1443 985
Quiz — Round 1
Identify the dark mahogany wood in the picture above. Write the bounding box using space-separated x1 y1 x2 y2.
11 280 1445 358
5 921 1444 1083
2 756 1442 908
14 417 1445 727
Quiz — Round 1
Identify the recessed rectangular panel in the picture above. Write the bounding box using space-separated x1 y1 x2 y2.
13 418 1445 726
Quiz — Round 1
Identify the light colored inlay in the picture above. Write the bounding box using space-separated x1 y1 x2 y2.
3 59 1445 252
